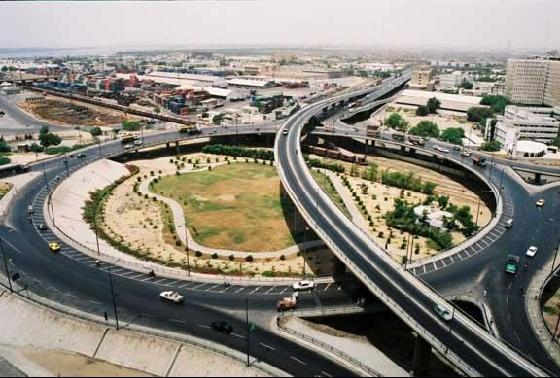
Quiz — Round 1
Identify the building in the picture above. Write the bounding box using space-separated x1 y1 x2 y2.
0 82 19 95
494 106 560 148
505 56 560 107
395 89 485 113
410 68 433 89
438 71 471 91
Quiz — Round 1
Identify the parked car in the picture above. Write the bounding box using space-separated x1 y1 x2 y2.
159 291 184 303
211 320 233 334
434 304 453 322
27 205 34 214
293 280 315 291
526 246 538 258
505 218 514 228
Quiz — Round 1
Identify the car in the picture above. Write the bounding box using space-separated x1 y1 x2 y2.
124 143 134 149
438 147 450 153
526 246 538 258
453 146 461 151
434 304 453 322
159 291 184 303
536 199 545 207
133 140 143 146
48 242 61 253
293 280 315 291
211 320 233 334
77 153 86 158
27 205 34 214
282 129 289 136
505 218 513 228
461 151 471 157
38 223 48 231
433 144 440 150
505 255 520 274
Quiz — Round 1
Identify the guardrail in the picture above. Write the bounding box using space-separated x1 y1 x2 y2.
276 313 382 377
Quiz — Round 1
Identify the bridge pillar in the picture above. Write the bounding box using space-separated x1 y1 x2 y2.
400 145 406 152
409 148 416 155
165 142 170 149
535 172 542 184
411 333 431 377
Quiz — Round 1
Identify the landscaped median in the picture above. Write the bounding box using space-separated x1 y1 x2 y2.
69 149 335 279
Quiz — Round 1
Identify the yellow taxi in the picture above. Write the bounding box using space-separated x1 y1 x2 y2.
49 242 61 253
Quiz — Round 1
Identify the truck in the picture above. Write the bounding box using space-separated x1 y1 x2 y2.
276 295 298 312
366 124 381 138
472 155 488 167
121 134 135 145
179 125 201 135
505 255 520 274
408 135 426 146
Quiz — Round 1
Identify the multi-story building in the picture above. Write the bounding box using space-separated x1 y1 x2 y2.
410 68 433 89
494 105 560 148
505 56 560 107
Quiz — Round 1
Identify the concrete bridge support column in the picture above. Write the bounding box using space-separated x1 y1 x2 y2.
165 142 170 149
535 172 542 183
411 333 431 377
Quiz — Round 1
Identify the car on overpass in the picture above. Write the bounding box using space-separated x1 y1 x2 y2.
434 304 453 322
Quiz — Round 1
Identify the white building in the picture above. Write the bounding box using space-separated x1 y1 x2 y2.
505 56 560 108
438 71 471 90
495 105 560 148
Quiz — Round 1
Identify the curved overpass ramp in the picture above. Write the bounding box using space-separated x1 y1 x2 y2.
274 77 548 376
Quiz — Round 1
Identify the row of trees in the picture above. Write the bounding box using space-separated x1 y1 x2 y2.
380 170 437 195
307 158 345 173
201 144 274 161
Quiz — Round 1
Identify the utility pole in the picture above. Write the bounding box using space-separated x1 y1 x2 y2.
108 266 119 330
93 205 101 256
185 219 191 277
245 298 250 366
0 238 13 293
475 197 481 227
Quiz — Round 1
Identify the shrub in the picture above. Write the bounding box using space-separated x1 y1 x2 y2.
245 255 254 262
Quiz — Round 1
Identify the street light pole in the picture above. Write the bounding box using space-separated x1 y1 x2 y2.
108 266 119 330
245 298 250 366
93 205 101 256
0 238 13 293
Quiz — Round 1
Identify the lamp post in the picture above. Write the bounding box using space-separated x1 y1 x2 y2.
1 238 13 293
93 205 101 256
107 266 120 331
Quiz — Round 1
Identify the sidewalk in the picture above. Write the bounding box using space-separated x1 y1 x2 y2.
0 289 275 377
0 171 42 222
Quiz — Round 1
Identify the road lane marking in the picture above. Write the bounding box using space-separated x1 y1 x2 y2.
290 356 307 365
250 286 261 295
192 283 208 290
259 343 276 351
235 287 245 294
231 333 246 339
198 325 211 329
170 319 188 325
323 283 332 292
265 286 275 294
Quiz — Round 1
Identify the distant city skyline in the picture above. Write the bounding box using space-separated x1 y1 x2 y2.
0 0 559 53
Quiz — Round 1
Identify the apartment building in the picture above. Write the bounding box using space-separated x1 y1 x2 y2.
494 105 560 147
410 67 433 89
505 56 560 107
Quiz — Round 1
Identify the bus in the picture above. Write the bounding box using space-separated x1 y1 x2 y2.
0 163 31 179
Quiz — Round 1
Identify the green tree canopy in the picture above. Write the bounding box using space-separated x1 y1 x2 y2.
480 95 511 114
440 128 465 145
415 105 429 116
467 106 494 125
39 126 62 148
409 121 440 138
89 127 102 136
385 113 409 132
122 120 141 131
481 140 502 152
427 97 441 114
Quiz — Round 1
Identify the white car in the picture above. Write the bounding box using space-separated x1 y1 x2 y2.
293 280 315 291
526 246 538 258
438 147 450 153
159 291 184 303
536 199 545 207
134 139 143 146
461 151 471 157
124 143 134 149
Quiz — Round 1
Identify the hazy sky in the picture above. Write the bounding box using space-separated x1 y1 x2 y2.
1 0 558 52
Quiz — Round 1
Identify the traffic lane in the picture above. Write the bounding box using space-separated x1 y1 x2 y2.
280 113 544 376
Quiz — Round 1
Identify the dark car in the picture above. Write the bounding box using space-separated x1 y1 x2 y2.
77 153 87 158
211 320 233 334
38 223 48 231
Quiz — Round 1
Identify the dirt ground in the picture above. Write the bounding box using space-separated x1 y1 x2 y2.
19 98 127 127
23 349 153 377
317 155 491 262
102 154 332 277
0 182 12 199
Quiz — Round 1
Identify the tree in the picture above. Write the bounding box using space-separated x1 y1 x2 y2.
89 127 102 136
481 140 502 152
409 121 440 138
0 138 11 153
480 95 510 114
440 128 465 145
38 126 62 148
427 97 441 114
553 135 560 148
467 106 494 125
385 113 409 132
460 79 473 90
122 120 141 131
415 105 429 116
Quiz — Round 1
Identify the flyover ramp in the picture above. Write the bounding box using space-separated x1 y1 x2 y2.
274 79 548 376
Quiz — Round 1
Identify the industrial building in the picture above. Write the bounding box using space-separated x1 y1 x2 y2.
505 56 560 108
494 106 560 150
395 89 484 113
